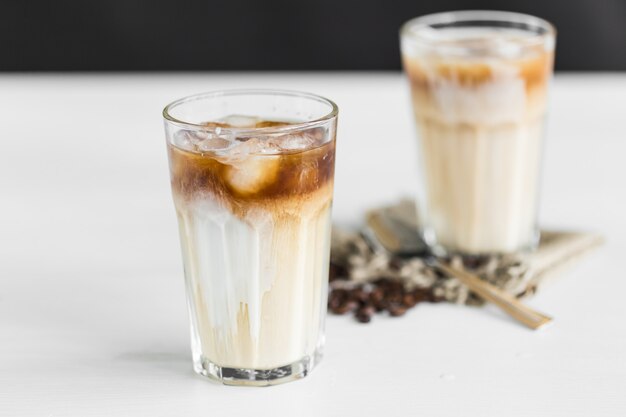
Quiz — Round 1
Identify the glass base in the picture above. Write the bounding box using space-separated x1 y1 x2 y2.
422 227 540 259
194 349 322 387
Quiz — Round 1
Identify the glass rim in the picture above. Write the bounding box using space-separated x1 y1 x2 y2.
162 89 339 134
400 10 556 48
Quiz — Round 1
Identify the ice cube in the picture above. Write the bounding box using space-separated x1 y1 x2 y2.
273 134 315 151
226 137 267 158
219 114 261 128
196 137 233 153
172 129 207 151
172 129 238 153
223 153 280 195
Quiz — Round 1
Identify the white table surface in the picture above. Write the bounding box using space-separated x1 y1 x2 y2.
1 72 624 416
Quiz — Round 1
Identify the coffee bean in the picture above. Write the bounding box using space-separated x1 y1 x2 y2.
355 305 375 323
328 289 349 313
387 280 404 292
351 287 369 303
412 289 429 303
370 288 384 303
335 300 358 315
373 302 386 312
328 293 341 311
387 289 403 304
402 293 417 308
387 303 408 317
427 292 445 303
329 263 348 282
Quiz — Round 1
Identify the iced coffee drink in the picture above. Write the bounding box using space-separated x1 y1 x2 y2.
163 90 338 386
401 11 556 255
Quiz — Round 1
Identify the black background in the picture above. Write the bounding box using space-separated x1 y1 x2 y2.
3 0 625 71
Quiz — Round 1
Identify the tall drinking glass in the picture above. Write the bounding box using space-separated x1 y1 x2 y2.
401 11 556 256
163 90 338 386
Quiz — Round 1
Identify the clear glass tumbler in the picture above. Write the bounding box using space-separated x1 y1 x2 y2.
163 90 338 386
400 11 556 256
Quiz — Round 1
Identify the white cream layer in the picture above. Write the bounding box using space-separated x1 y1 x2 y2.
416 115 543 253
175 194 331 369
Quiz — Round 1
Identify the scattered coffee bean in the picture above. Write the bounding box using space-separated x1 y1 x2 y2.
355 305 375 323
427 292 445 303
327 267 440 322
370 287 384 304
402 293 417 308
387 303 408 317
328 289 348 313
329 262 348 282
413 289 429 303
334 300 358 315
351 287 369 303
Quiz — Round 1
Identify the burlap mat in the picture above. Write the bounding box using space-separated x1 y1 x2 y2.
331 199 604 306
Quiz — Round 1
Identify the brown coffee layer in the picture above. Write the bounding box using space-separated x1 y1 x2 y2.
403 49 553 93
168 139 335 205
